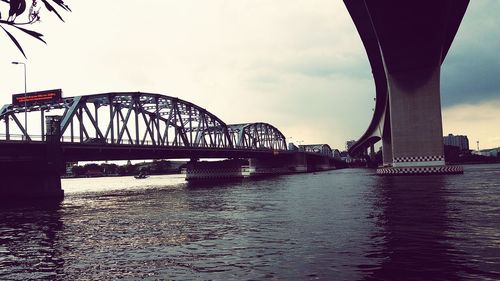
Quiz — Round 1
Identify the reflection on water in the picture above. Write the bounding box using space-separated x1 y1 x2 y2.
0 204 63 280
0 165 499 280
361 176 465 280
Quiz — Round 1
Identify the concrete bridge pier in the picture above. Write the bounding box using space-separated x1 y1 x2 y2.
307 155 332 172
248 154 295 177
0 160 63 201
291 152 308 173
248 152 312 177
382 131 393 167
375 47 465 175
0 116 64 202
185 159 244 182
248 152 335 177
344 0 468 176
377 66 464 174
378 66 464 175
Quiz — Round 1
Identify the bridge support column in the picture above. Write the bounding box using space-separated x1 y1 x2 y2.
377 66 463 175
0 116 64 202
308 155 332 172
320 156 332 171
249 152 312 177
382 135 393 167
291 152 308 173
352 1 469 176
185 159 244 182
369 144 375 158
248 155 293 177
0 161 63 202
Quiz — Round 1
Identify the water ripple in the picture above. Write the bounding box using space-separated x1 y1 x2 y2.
0 166 499 280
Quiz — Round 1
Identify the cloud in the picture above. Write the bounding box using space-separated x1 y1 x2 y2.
0 0 497 151
442 99 500 149
441 0 500 107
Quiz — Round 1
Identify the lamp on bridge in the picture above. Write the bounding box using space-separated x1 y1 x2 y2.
11 61 27 139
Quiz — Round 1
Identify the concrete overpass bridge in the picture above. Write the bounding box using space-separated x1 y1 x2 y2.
0 91 342 200
344 0 469 175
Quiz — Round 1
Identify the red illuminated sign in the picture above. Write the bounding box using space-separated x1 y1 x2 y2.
12 89 62 106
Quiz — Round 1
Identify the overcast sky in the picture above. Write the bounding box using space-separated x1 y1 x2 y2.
1 0 499 150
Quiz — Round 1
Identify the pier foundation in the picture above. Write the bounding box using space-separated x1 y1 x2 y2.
0 160 64 201
249 153 336 177
185 159 244 182
0 116 64 202
248 155 294 177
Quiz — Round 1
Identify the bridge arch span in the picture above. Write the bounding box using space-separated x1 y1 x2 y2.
332 149 342 160
299 144 334 157
1 92 233 148
227 123 287 151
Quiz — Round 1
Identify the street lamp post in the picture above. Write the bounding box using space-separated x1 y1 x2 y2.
11 62 27 139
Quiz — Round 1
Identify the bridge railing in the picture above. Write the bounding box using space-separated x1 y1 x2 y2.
62 137 289 149
0 134 45 141
0 134 288 150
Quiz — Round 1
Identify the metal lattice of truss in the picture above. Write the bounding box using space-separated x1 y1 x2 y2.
0 92 233 148
227 123 287 150
299 144 334 157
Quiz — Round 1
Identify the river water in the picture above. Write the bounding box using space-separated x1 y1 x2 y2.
0 164 499 280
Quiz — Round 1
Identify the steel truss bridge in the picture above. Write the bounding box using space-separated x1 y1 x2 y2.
299 144 341 158
0 92 334 162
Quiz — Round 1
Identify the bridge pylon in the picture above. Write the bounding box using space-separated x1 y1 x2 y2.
345 0 468 175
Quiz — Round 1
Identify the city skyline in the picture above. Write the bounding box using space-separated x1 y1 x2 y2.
1 0 499 150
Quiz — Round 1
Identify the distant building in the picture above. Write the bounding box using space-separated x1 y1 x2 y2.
346 140 357 151
443 134 469 151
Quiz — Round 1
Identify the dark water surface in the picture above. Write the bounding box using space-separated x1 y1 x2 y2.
1 164 499 280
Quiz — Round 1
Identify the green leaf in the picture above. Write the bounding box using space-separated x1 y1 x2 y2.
1 25 26 58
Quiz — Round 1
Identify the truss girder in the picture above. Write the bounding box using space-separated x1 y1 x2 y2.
0 92 292 152
227 122 287 150
0 92 234 148
299 144 333 157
